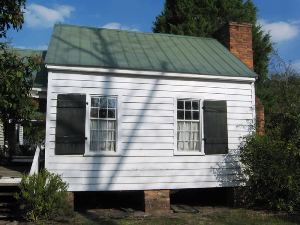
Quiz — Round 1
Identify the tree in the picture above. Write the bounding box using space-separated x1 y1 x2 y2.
0 0 26 38
0 0 42 157
240 73 300 211
153 0 273 83
0 44 41 157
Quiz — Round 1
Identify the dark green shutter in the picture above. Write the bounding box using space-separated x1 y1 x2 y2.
55 94 86 155
203 101 228 155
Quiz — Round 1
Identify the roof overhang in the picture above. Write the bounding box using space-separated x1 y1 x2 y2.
46 64 256 83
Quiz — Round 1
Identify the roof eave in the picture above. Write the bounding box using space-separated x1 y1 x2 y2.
45 64 256 83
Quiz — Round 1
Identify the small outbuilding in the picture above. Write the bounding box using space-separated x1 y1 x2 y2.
44 22 257 211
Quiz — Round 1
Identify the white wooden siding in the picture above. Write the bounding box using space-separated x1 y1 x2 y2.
0 122 4 147
45 72 255 191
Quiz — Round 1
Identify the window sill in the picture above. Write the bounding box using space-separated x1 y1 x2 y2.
173 151 205 156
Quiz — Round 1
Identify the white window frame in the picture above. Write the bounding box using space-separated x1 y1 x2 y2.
174 98 205 156
85 94 121 156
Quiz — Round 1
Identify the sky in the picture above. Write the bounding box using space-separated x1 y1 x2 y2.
6 0 300 72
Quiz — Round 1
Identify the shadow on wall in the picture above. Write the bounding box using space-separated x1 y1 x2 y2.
213 119 256 200
52 28 171 191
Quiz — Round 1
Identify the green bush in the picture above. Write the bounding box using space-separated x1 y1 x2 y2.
16 169 69 221
240 134 300 211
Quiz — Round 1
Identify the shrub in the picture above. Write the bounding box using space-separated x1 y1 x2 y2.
240 134 300 212
16 169 69 221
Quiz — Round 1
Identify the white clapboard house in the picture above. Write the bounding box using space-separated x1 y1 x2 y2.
43 22 256 205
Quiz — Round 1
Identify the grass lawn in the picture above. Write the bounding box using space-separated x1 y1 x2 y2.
35 207 300 225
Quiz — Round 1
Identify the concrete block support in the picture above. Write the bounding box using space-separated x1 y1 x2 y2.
144 190 170 214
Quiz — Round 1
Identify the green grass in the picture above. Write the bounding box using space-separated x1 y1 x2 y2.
51 207 299 225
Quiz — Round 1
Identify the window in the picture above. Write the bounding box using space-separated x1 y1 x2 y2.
90 96 117 152
177 99 201 152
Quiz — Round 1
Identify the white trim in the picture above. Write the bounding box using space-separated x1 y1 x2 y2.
251 82 256 131
84 94 121 156
46 65 256 83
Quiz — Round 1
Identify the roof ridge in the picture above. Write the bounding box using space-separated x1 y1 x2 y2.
54 23 218 41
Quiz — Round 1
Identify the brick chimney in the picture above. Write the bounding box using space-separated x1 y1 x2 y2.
215 22 254 69
215 22 265 135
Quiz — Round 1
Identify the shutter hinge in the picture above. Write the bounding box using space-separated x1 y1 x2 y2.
86 102 88 105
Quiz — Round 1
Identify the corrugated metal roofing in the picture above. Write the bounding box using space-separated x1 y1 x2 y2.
15 49 48 88
45 24 257 78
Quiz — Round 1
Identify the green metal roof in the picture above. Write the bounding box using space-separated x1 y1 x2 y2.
45 24 257 78
15 49 48 88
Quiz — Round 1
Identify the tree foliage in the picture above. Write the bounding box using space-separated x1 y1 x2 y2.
0 0 26 38
240 66 300 211
0 45 41 124
0 43 41 155
153 0 273 83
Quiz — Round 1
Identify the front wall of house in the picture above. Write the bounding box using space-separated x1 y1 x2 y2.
45 71 255 191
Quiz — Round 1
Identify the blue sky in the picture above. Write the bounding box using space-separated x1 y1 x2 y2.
6 0 300 72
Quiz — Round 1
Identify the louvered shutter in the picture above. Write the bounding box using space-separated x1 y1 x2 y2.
55 94 86 155
203 100 228 155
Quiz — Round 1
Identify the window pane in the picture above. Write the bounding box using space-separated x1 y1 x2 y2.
91 98 99 107
185 101 191 110
99 109 107 118
100 98 107 108
184 142 189 150
192 101 199 110
177 141 184 151
183 122 190 131
108 98 116 108
99 131 107 142
107 141 115 151
191 132 199 141
108 109 115 118
107 121 116 129
90 119 98 129
192 111 199 120
90 108 98 118
99 142 106 151
90 141 97 151
177 100 184 109
177 121 185 131
185 110 192 120
107 130 115 141
178 131 190 141
177 110 184 119
91 130 97 139
193 141 200 151
191 122 199 131
99 120 107 130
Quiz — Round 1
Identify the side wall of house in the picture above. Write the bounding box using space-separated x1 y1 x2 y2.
0 122 4 147
45 71 255 191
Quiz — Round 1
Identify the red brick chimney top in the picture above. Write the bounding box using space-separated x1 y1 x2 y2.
215 22 254 70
